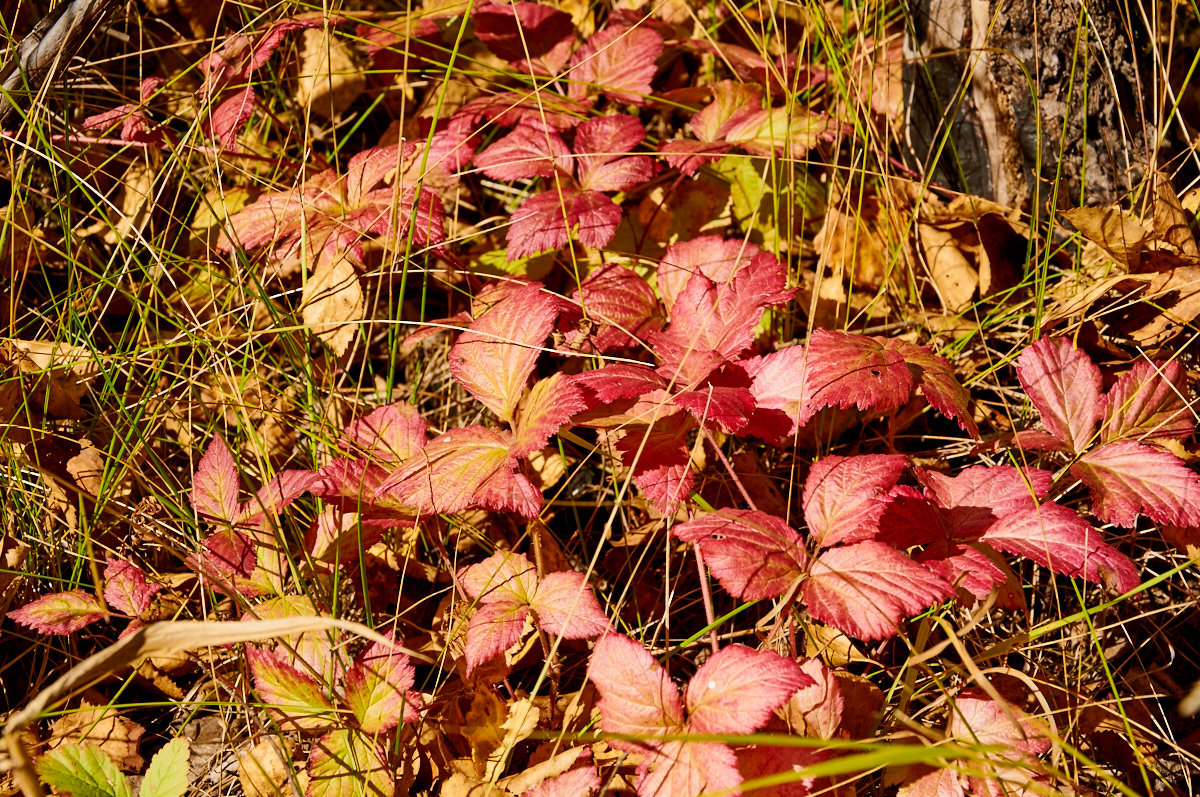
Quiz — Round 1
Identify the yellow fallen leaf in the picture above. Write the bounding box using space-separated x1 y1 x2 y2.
300 251 364 355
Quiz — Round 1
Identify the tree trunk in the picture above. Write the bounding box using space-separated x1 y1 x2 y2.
904 0 1150 210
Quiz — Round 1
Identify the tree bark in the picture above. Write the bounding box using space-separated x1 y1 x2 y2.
904 0 1149 210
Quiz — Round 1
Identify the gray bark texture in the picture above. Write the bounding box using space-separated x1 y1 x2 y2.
904 0 1149 210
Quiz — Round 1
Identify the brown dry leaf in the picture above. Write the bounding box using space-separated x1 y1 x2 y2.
238 737 296 797
1150 173 1200 258
804 624 875 667
498 746 587 795
525 448 567 490
919 222 977 312
66 439 105 496
301 251 364 355
1162 525 1200 561
484 698 540 781
1114 265 1200 346
1063 205 1150 271
834 672 885 740
815 196 892 292
47 703 146 772
440 772 514 797
293 28 366 121
101 159 156 245
4 339 99 422
0 534 30 617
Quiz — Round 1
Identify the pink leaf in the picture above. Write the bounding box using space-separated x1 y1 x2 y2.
685 646 812 734
588 633 685 739
511 373 588 458
473 2 575 61
464 596 530 672
917 465 1051 538
673 510 807 600
574 116 653 192
338 402 427 464
637 741 742 797
102 559 161 616
917 541 1013 604
657 235 761 313
475 123 573 181
449 282 559 423
803 455 908 548
737 745 829 797
530 571 611 638
747 345 810 439
344 634 419 733
801 542 953 640
891 341 979 437
1101 359 1194 442
192 436 241 523
803 330 914 422
522 754 601 797
508 189 574 259
240 469 320 526
562 263 663 352
1072 440 1200 527
204 86 255 151
247 646 336 731
947 689 1050 755
7 590 106 635
568 25 663 104
980 501 1139 592
380 426 541 517
1015 337 1103 454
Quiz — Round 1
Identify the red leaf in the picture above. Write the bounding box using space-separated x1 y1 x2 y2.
573 364 665 403
673 509 807 600
688 82 764 143
685 645 812 734
103 559 161 616
615 418 694 511
1015 336 1103 454
588 633 685 739
473 2 575 61
522 753 601 797
917 540 1013 604
562 263 663 352
570 190 624 248
1101 359 1194 442
475 123 573 181
736 745 829 797
380 426 541 517
508 189 574 259
201 527 257 578
802 454 908 548
338 402 427 464
672 385 756 434
892 341 979 437
7 590 106 635
1072 440 1200 527
511 373 588 458
801 542 952 640
946 689 1050 756
658 138 731 177
747 345 810 438
344 633 419 733
717 106 833 158
980 501 1140 592
205 86 255 151
573 115 653 192
917 465 1051 538
657 235 761 313
637 741 742 797
240 469 320 526
803 330 914 421
246 646 336 731
530 571 611 638
449 282 558 423
192 436 241 523
568 25 663 104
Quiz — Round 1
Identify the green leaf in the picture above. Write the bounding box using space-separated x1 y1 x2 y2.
140 738 190 797
306 729 393 797
38 742 132 797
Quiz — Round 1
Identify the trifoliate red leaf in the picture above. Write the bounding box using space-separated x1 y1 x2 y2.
475 123 573 182
338 402 427 464
1015 336 1103 454
657 235 761 313
473 2 575 62
803 454 908 549
449 282 559 424
801 542 953 640
568 25 663 104
1072 440 1200 527
684 645 813 735
673 509 807 600
802 330 914 420
192 436 240 523
561 263 663 352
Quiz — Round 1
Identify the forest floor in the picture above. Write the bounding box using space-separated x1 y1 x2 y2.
2 1 1200 796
